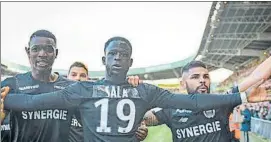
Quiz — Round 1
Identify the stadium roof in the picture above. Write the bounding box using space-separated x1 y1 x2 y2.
196 1 271 71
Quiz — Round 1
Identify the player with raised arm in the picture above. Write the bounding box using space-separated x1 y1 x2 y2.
142 58 271 142
2 37 271 142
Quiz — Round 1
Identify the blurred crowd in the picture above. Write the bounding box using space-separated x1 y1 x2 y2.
247 102 271 121
217 56 271 122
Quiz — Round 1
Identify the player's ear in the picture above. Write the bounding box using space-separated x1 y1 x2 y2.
25 46 30 57
55 49 58 59
129 58 133 67
181 80 186 88
102 56 106 65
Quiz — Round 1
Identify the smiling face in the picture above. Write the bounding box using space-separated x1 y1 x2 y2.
26 36 57 73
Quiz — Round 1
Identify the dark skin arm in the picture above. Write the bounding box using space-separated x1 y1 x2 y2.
136 121 148 141
1 85 149 140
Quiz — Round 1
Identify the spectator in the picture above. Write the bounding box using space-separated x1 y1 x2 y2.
240 105 251 142
266 104 271 121
229 112 241 142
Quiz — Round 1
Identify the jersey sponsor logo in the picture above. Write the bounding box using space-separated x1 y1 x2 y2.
173 109 192 122
176 121 221 139
176 109 192 114
21 109 68 120
173 109 193 118
54 85 66 90
93 85 140 98
18 85 39 91
1 124 10 131
178 117 188 123
71 118 82 127
203 109 215 118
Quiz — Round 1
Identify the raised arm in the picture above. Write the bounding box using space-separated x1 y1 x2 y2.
239 56 271 92
142 83 270 111
3 82 86 111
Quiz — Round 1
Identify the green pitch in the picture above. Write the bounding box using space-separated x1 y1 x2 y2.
143 125 172 142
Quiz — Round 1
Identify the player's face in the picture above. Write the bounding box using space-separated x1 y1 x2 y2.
103 41 133 77
26 37 57 72
68 66 88 81
184 67 211 94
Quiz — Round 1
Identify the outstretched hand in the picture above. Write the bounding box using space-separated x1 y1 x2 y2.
127 76 143 87
1 86 10 123
246 79 271 103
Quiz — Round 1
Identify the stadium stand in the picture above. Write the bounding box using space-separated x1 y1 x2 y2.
1 63 19 81
1 56 194 81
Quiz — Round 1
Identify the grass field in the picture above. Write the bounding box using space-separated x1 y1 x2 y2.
143 125 172 142
143 125 271 142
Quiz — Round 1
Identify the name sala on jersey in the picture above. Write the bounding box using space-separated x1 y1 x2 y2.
94 86 139 98
176 121 221 139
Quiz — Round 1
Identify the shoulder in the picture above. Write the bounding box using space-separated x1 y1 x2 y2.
5 72 32 84
14 72 32 80
2 76 17 87
1 72 32 91
2 76 16 85
137 83 169 96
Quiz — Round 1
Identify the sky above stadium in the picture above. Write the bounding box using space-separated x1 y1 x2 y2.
1 2 233 83
1 2 212 70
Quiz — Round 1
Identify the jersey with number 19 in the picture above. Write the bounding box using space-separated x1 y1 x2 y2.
4 80 243 142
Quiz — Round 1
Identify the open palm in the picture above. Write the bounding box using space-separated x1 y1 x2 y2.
246 80 271 103
1 86 10 122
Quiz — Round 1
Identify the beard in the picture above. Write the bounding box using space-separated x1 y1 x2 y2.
186 82 210 94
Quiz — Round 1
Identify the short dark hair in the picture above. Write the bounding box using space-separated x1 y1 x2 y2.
29 30 57 45
68 61 89 75
181 61 207 75
104 36 132 54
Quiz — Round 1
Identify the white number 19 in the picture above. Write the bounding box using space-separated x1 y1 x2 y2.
94 98 136 133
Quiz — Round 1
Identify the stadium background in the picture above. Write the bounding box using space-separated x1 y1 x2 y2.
1 2 271 142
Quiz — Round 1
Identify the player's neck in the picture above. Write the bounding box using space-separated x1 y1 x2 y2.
105 73 126 84
31 69 57 82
